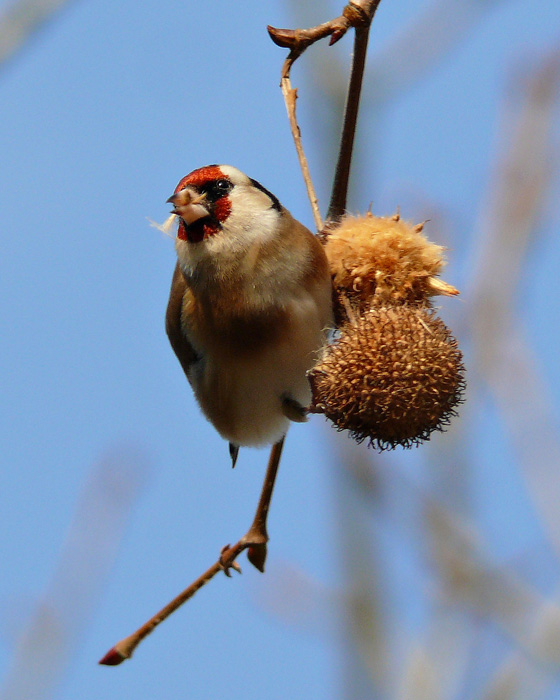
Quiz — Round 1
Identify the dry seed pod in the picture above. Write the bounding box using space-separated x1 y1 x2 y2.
309 305 465 450
324 212 458 318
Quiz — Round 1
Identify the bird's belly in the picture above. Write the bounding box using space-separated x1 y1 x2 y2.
190 301 326 446
194 363 290 446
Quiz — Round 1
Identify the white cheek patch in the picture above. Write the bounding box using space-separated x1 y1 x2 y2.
225 187 280 243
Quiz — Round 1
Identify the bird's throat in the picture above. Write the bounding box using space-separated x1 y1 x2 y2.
178 217 218 243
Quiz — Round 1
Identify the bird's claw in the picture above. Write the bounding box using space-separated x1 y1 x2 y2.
219 544 242 577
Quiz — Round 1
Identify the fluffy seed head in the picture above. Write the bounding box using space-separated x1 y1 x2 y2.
324 213 458 319
309 306 465 450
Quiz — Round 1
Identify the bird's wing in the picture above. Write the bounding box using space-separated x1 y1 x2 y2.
165 262 200 379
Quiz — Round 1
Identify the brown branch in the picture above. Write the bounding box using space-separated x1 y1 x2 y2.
98 553 241 666
268 1 382 230
99 439 284 665
326 23 373 224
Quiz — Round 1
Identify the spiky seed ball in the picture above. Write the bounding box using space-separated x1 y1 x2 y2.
309 305 465 450
324 213 458 318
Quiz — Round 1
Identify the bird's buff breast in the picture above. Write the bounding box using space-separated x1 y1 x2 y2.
181 287 289 360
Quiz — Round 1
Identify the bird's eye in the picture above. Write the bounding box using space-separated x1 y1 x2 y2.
204 178 232 202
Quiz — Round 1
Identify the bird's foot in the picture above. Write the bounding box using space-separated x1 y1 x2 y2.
219 544 242 577
281 394 308 423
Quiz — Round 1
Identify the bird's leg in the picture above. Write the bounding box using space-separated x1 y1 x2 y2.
220 437 285 573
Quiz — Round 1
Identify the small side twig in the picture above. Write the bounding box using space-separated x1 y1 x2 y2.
99 439 284 665
268 1 375 59
269 0 382 230
279 76 323 231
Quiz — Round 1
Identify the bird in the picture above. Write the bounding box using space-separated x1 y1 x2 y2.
165 164 333 465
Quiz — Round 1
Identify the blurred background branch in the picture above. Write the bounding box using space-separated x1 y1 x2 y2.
0 0 77 67
0 448 148 700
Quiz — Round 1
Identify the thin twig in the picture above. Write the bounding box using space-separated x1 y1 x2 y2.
98 556 237 666
280 75 323 230
99 439 285 665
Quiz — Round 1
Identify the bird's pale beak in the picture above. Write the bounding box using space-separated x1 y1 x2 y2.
167 188 209 225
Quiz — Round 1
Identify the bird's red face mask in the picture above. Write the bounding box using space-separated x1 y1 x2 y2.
168 166 233 243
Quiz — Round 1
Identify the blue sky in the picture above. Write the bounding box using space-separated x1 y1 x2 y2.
1 1 560 698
